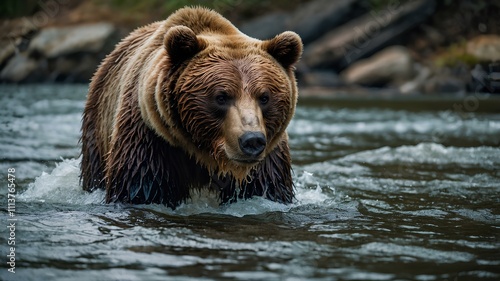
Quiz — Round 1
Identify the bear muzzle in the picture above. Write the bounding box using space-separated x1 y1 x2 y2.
238 131 266 159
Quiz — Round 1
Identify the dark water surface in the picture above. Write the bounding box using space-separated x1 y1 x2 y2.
1 84 499 281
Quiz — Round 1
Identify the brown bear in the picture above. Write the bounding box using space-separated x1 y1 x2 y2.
80 7 302 209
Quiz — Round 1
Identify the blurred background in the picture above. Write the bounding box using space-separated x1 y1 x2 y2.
1 3 499 280
1 0 499 95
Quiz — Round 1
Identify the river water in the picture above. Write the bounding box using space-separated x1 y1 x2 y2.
0 84 499 281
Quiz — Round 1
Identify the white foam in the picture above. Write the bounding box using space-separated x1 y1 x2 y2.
340 142 500 167
20 158 334 216
19 157 105 205
138 171 334 217
143 191 294 217
294 171 331 205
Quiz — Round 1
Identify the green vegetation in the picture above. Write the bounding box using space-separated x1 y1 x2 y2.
435 41 479 68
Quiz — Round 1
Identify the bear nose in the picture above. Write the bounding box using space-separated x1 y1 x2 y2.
238 132 266 157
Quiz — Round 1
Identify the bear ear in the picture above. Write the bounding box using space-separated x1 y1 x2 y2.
164 25 206 65
263 31 303 69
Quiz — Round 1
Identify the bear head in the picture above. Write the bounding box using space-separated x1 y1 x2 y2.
140 21 302 181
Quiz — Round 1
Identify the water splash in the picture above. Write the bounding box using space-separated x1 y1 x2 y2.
19 158 335 217
19 157 105 205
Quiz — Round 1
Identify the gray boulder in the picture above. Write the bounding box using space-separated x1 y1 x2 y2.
299 70 344 87
238 12 289 40
29 22 116 58
0 53 38 82
288 0 362 44
424 75 466 95
1 22 118 83
303 0 436 70
340 46 414 86
399 63 431 94
239 0 362 43
0 41 16 67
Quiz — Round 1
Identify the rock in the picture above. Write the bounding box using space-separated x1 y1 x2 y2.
303 0 436 71
424 75 466 95
466 35 500 62
340 46 414 86
471 63 500 93
239 0 362 43
239 12 289 40
299 70 344 87
49 54 100 82
469 64 489 92
0 41 16 67
0 20 30 67
0 53 38 82
29 22 116 58
0 22 118 83
399 63 431 94
487 63 500 93
288 0 362 44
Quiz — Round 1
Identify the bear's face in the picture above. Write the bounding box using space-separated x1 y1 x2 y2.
158 26 302 179
177 54 292 167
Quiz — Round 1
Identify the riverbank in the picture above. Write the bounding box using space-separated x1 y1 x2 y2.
1 0 499 95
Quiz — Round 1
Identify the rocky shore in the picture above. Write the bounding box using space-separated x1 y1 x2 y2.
1 0 499 95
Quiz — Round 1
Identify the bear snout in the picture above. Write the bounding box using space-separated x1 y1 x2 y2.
238 131 266 158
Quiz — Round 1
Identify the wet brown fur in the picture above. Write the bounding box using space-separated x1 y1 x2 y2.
80 7 302 208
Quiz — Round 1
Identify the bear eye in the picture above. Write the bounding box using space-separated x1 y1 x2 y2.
215 92 230 106
259 92 270 105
